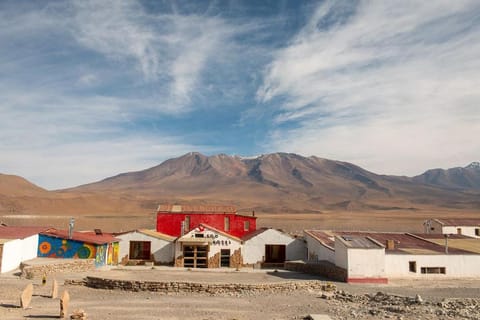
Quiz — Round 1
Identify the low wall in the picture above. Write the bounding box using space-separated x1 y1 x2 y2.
21 259 95 278
81 276 325 294
285 260 347 282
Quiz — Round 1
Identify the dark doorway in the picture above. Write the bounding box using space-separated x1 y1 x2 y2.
183 245 208 268
129 241 151 260
220 249 230 267
265 245 286 263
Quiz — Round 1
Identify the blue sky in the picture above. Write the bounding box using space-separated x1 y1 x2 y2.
1 0 479 189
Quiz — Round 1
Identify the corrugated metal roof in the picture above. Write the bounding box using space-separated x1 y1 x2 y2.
434 219 480 227
304 230 335 248
41 229 119 245
305 230 477 255
0 225 53 240
425 239 480 254
337 235 383 249
157 204 236 214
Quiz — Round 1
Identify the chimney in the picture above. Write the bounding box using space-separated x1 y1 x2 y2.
386 239 395 250
68 218 75 240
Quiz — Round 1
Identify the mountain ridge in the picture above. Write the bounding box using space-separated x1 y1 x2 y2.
1 153 479 215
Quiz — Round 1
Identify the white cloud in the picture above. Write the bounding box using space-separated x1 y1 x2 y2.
259 0 480 175
71 0 237 112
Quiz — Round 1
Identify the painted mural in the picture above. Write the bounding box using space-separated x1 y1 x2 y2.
38 235 96 259
95 244 107 267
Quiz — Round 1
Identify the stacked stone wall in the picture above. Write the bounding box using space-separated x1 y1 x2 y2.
285 261 347 282
81 276 325 294
21 259 95 278
230 248 242 268
208 252 220 268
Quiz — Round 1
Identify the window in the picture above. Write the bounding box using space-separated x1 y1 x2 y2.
421 267 446 274
244 220 250 231
129 241 151 260
224 217 230 231
409 261 417 273
475 228 480 236
457 228 462 235
185 216 190 232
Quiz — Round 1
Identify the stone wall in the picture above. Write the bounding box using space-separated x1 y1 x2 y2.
208 252 220 268
81 276 325 294
230 248 242 268
174 255 184 267
285 260 347 282
21 259 95 278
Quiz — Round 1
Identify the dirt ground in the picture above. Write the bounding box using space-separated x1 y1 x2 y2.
1 267 480 320
2 208 479 234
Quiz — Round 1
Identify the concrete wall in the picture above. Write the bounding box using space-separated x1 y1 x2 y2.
346 248 385 278
424 219 443 234
1 234 39 273
304 233 335 263
334 237 385 279
117 231 174 264
334 239 349 270
385 254 480 277
442 226 480 238
243 229 305 264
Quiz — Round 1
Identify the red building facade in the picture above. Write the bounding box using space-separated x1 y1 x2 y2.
156 204 257 238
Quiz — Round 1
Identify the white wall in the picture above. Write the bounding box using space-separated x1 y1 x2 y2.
386 254 480 277
346 248 385 278
1 234 39 273
304 233 335 263
442 226 480 238
334 239 349 270
334 237 385 278
116 231 174 264
243 229 305 264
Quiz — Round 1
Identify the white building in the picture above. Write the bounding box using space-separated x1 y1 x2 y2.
334 235 386 283
242 228 305 265
115 229 175 265
424 219 480 238
0 226 51 273
305 230 480 282
174 224 243 268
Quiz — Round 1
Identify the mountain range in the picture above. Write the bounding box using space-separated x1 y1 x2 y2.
1 153 480 215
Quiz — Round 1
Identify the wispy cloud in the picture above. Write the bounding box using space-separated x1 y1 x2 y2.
259 0 480 175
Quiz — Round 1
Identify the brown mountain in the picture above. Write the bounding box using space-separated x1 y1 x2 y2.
413 162 480 190
67 152 480 213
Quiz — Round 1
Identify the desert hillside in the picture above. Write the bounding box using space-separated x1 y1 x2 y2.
1 152 480 217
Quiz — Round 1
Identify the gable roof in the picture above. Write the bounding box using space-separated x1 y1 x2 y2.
304 230 335 249
41 229 119 245
433 219 480 227
186 223 242 242
241 227 292 241
157 204 236 214
0 225 53 240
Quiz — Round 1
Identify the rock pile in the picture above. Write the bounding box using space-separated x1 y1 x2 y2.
320 290 480 319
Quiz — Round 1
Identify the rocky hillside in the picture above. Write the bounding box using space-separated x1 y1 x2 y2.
68 152 480 212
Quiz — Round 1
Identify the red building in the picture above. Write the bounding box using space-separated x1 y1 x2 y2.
156 204 256 238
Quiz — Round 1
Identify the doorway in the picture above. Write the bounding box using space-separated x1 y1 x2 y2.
183 245 208 268
220 249 230 267
265 245 286 263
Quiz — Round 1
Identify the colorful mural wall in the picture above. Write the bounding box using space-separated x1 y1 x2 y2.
38 235 96 259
